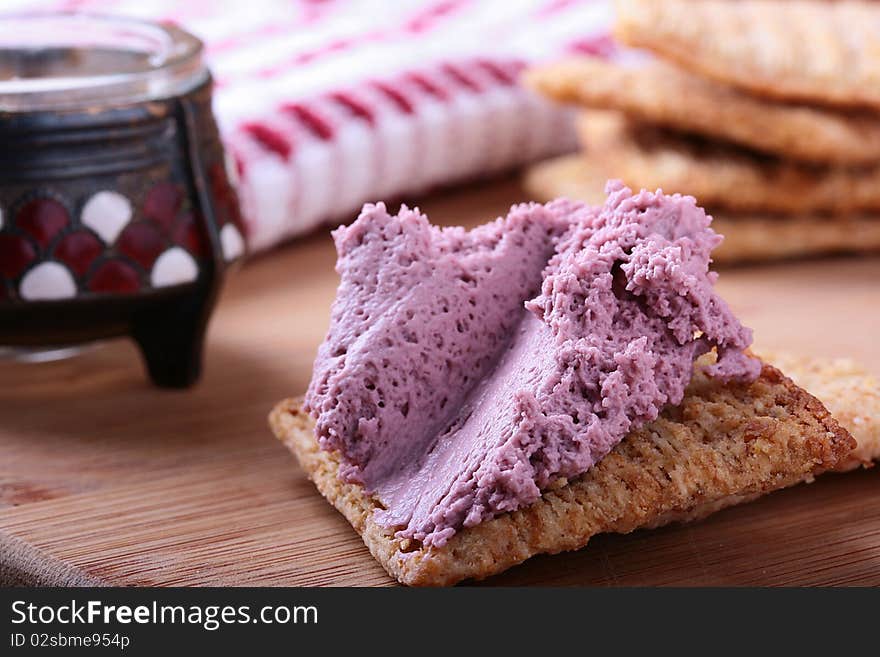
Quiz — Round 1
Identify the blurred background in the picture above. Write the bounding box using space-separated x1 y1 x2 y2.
5 0 615 251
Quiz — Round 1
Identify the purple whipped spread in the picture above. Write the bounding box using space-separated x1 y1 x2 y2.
305 181 761 547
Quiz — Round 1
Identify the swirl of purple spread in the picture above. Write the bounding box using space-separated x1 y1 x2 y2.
305 181 761 548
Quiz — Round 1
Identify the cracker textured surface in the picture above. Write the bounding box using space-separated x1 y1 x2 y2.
523 154 880 264
525 57 880 165
758 352 880 471
578 112 880 214
614 0 880 109
270 361 854 586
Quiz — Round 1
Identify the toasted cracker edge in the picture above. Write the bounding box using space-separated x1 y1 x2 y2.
523 154 880 264
756 351 880 471
575 111 880 215
524 57 880 165
270 362 854 586
613 0 880 110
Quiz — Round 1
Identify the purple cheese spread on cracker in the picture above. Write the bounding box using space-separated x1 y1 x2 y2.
305 181 760 547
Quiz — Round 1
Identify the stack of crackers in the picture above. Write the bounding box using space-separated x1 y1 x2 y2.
525 0 880 264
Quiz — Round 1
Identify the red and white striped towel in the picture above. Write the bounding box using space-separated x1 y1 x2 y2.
9 0 613 251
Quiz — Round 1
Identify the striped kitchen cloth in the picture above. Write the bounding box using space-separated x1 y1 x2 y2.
7 0 613 252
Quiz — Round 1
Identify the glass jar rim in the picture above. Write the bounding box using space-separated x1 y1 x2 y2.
0 12 208 112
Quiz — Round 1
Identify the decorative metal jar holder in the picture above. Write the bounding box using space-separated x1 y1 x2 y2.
0 13 245 386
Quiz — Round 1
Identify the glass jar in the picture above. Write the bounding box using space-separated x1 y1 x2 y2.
0 13 245 387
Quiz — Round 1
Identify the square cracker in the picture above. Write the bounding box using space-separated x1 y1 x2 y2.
524 57 880 165
614 0 880 110
270 360 854 586
576 111 880 215
523 154 880 264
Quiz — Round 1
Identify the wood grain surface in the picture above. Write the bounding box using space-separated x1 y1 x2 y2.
1 177 878 586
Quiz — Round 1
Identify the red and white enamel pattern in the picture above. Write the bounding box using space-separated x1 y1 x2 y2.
20 261 77 300
10 0 614 252
81 191 132 244
0 180 228 300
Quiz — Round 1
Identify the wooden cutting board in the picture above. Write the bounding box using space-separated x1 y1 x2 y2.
2 177 879 587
